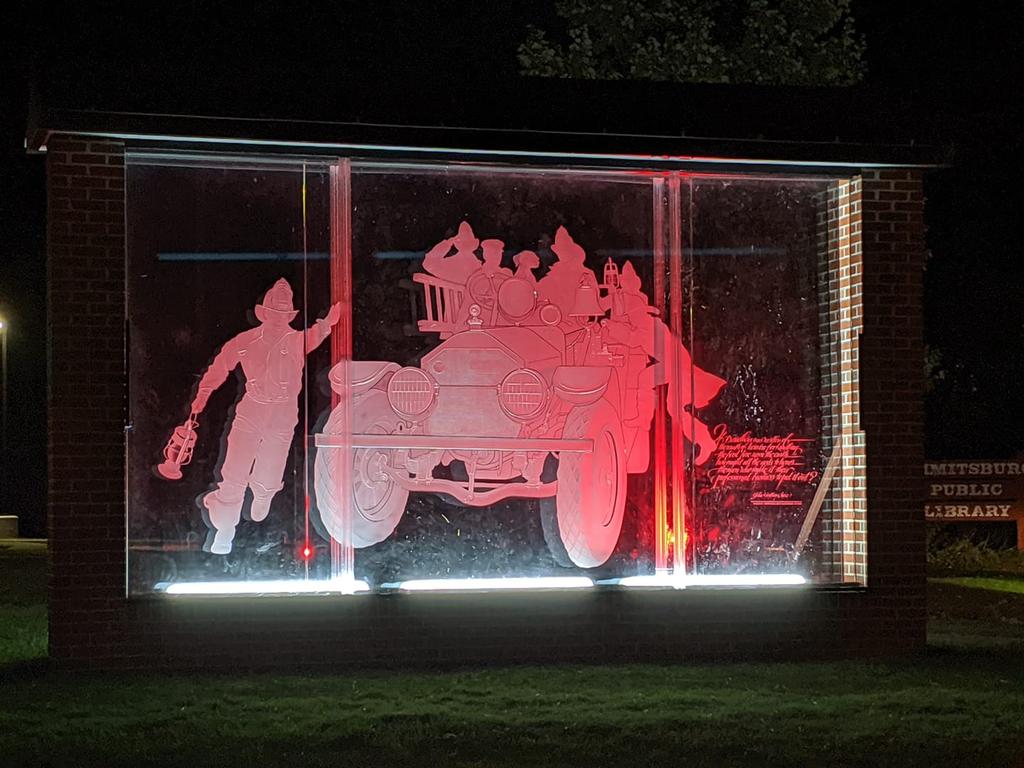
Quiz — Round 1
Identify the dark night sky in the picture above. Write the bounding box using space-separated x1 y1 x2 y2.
1 1 1022 536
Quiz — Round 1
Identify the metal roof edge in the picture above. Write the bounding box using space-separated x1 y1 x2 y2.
28 107 946 169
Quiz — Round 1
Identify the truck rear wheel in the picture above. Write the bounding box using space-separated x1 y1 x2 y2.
541 399 626 568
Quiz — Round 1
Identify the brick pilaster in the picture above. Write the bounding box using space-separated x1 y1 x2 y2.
858 169 928 648
46 136 128 664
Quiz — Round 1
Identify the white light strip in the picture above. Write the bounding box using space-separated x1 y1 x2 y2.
602 574 806 588
384 576 594 592
160 578 371 595
76 131 932 169
684 574 806 587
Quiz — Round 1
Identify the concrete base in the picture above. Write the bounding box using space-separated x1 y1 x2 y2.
0 516 18 538
50 584 927 671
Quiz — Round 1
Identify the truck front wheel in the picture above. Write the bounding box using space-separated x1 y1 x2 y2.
314 391 409 548
540 399 626 568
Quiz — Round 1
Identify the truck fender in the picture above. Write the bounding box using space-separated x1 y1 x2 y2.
329 360 400 396
553 366 611 406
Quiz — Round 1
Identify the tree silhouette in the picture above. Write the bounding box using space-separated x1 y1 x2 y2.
519 0 865 85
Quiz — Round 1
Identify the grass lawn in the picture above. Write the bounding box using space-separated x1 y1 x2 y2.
0 539 47 667
931 576 1024 595
2 541 1024 767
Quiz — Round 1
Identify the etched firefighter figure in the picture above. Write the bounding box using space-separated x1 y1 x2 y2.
314 224 725 569
160 278 340 555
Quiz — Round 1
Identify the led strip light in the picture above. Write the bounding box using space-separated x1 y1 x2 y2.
605 574 806 588
383 577 595 592
157 573 805 595
159 578 370 595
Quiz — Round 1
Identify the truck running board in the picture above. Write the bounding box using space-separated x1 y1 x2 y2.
316 433 593 453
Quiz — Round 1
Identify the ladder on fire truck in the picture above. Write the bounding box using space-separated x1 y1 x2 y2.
413 272 466 338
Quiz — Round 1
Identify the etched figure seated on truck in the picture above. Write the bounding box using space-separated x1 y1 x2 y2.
421 220 483 285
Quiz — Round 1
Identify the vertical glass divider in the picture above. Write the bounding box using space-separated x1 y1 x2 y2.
668 174 687 577
302 163 311 579
652 177 670 575
329 159 355 585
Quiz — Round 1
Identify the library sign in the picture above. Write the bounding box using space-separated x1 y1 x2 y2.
925 461 1024 522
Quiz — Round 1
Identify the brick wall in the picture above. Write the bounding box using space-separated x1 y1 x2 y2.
856 170 928 647
47 136 129 663
46 137 928 668
819 179 869 583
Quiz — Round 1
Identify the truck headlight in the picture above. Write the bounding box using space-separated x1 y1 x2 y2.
498 368 548 421
387 367 436 420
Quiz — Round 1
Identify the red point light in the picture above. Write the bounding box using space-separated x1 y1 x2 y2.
302 545 313 560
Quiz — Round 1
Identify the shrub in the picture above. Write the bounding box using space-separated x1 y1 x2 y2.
927 526 1024 576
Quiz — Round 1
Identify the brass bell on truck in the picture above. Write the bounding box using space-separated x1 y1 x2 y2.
570 277 604 318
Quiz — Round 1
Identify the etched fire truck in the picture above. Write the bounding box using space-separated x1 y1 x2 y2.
314 227 722 568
